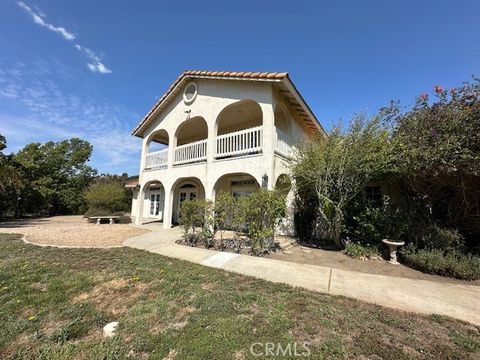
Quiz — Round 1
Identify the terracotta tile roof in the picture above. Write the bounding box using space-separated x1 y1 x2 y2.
132 70 325 137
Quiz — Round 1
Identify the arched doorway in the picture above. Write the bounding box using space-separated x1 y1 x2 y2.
171 177 206 224
212 173 260 200
140 180 166 223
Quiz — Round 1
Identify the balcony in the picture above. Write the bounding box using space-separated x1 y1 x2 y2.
173 139 207 165
145 148 168 170
275 128 293 158
215 126 262 159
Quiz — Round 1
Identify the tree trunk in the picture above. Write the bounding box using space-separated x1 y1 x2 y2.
332 212 343 248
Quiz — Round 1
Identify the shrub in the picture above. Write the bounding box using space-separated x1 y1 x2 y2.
344 242 380 260
244 189 286 256
401 244 480 280
84 182 126 214
179 199 215 247
420 225 464 252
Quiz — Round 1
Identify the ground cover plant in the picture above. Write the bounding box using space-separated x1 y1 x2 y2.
0 233 479 359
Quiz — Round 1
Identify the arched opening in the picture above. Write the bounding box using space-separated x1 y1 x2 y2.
171 177 206 224
215 100 263 159
140 180 166 223
145 129 169 170
275 174 292 197
173 116 208 165
212 173 260 200
274 104 291 133
274 104 293 157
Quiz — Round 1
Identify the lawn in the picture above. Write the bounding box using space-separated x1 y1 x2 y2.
0 234 478 359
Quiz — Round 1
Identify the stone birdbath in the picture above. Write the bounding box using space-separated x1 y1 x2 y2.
382 239 405 265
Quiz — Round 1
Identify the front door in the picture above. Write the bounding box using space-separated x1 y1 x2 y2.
149 190 164 220
176 189 197 222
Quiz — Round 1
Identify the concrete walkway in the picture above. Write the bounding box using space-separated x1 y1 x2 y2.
124 226 480 326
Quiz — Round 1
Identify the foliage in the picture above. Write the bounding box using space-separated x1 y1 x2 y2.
11 138 96 216
0 135 23 217
292 114 392 247
214 192 236 246
401 244 480 280
243 189 287 255
344 242 380 260
389 78 480 250
84 180 127 214
179 199 214 247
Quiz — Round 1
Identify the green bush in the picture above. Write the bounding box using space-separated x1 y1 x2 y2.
401 244 480 280
244 189 286 255
179 199 214 247
84 182 126 214
344 242 380 260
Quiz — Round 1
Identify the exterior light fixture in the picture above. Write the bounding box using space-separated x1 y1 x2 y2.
262 173 268 188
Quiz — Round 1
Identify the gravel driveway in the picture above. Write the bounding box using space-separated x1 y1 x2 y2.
0 216 150 247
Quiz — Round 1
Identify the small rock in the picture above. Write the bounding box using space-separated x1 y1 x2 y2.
103 322 119 338
301 249 312 254
283 250 293 255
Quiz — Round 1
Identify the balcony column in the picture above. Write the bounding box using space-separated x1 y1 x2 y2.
261 103 275 189
167 130 175 168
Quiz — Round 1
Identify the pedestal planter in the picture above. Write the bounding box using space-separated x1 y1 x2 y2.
382 239 405 265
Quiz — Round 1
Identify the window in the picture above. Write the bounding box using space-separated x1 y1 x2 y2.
365 186 382 204
183 82 198 104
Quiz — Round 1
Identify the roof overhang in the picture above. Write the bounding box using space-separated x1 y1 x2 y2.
131 70 327 138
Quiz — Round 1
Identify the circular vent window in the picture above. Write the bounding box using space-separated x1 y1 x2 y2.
183 82 198 104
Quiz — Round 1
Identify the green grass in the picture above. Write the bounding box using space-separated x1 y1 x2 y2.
0 233 479 359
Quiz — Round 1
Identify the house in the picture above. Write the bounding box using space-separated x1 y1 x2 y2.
130 70 326 235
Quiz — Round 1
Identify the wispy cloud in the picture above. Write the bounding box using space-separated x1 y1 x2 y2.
17 1 75 41
16 2 112 74
0 61 138 173
75 45 112 74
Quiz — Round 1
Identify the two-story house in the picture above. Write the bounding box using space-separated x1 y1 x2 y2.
130 70 326 235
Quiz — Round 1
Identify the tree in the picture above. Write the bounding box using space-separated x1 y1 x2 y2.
292 114 392 247
14 138 96 215
390 78 480 248
0 135 23 217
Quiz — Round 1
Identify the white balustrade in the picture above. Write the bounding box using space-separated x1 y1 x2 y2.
145 148 168 170
174 139 207 165
215 126 262 158
275 128 293 158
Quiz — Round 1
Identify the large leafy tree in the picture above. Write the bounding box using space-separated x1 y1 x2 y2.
0 135 23 217
391 78 480 246
14 138 96 215
292 114 392 247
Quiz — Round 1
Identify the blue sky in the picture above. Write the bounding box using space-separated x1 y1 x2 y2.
1 0 479 174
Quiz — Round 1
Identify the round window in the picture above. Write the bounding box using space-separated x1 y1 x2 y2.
183 82 198 104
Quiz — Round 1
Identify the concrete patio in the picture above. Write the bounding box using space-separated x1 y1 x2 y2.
124 225 480 326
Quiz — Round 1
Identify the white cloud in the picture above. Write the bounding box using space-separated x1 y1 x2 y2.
17 2 112 75
17 1 75 41
76 45 112 74
0 61 138 174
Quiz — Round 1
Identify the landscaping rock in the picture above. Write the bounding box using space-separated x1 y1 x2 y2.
103 322 119 338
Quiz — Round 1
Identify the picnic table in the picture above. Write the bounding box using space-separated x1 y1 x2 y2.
89 216 120 225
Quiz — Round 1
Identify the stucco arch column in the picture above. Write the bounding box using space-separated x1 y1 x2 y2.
261 103 275 189
162 181 174 229
135 183 146 225
166 128 175 168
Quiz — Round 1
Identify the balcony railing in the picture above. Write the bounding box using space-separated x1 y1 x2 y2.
215 126 262 159
174 139 207 165
275 128 293 158
145 148 168 170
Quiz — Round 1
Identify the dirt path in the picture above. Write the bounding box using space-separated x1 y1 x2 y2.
0 216 150 247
